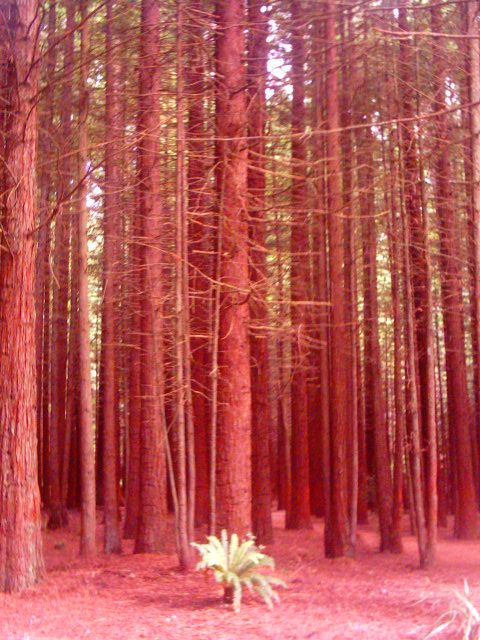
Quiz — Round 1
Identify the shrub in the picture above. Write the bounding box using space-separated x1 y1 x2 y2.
192 530 287 612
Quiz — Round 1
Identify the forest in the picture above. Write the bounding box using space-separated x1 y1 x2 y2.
2 0 480 638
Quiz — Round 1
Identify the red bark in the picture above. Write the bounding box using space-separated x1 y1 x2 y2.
310 15 330 522
247 0 273 543
357 130 393 552
186 0 211 528
324 0 350 558
214 0 252 536
0 0 44 592
77 0 96 556
431 5 476 540
49 0 75 529
135 0 168 553
102 0 122 554
285 0 311 532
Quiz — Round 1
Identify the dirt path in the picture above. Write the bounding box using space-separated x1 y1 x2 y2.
0 512 478 639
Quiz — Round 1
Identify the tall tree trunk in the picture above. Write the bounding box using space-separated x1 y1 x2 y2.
469 0 480 511
357 128 393 551
431 5 476 541
386 143 405 554
0 0 44 592
311 13 331 524
186 0 211 528
135 0 168 553
35 0 56 504
102 0 122 554
174 0 194 569
77 0 96 556
247 0 273 543
214 0 252 536
49 0 75 529
285 0 311 531
324 0 350 558
397 0 431 514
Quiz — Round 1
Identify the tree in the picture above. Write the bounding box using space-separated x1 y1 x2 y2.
77 0 97 557
0 0 44 592
49 0 76 529
102 0 122 554
135 0 168 553
186 0 211 529
214 0 252 536
324 0 351 558
247 0 273 543
286 0 311 531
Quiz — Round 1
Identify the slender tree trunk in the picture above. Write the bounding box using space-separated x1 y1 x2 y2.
35 0 56 504
247 0 273 543
102 0 122 553
397 0 432 515
386 145 405 554
174 0 194 569
77 0 96 556
49 0 75 529
186 0 211 528
0 0 44 592
357 128 393 552
324 0 350 558
285 0 311 531
311 14 331 525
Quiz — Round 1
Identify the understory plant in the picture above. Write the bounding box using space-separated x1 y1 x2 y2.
192 530 287 612
425 581 480 640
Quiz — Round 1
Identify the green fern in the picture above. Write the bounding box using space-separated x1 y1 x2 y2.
192 530 287 612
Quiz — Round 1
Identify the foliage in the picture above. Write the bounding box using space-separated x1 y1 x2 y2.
425 581 480 640
192 530 286 612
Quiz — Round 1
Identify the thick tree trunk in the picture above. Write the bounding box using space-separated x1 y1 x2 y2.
431 5 476 540
0 0 44 592
214 0 252 536
135 0 168 553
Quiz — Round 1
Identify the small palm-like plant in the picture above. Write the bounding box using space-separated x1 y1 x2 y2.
425 581 480 640
192 530 286 612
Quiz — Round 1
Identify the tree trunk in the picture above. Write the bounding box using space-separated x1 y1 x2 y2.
0 0 44 592
214 0 252 536
49 0 75 529
186 0 211 529
324 0 350 558
431 4 475 541
102 0 122 554
285 0 311 531
357 128 393 552
135 0 168 553
77 0 96 557
247 0 273 543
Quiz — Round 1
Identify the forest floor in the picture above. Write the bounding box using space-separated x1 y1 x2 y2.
0 511 479 640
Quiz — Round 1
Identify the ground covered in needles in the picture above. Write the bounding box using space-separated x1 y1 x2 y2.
0 511 478 639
